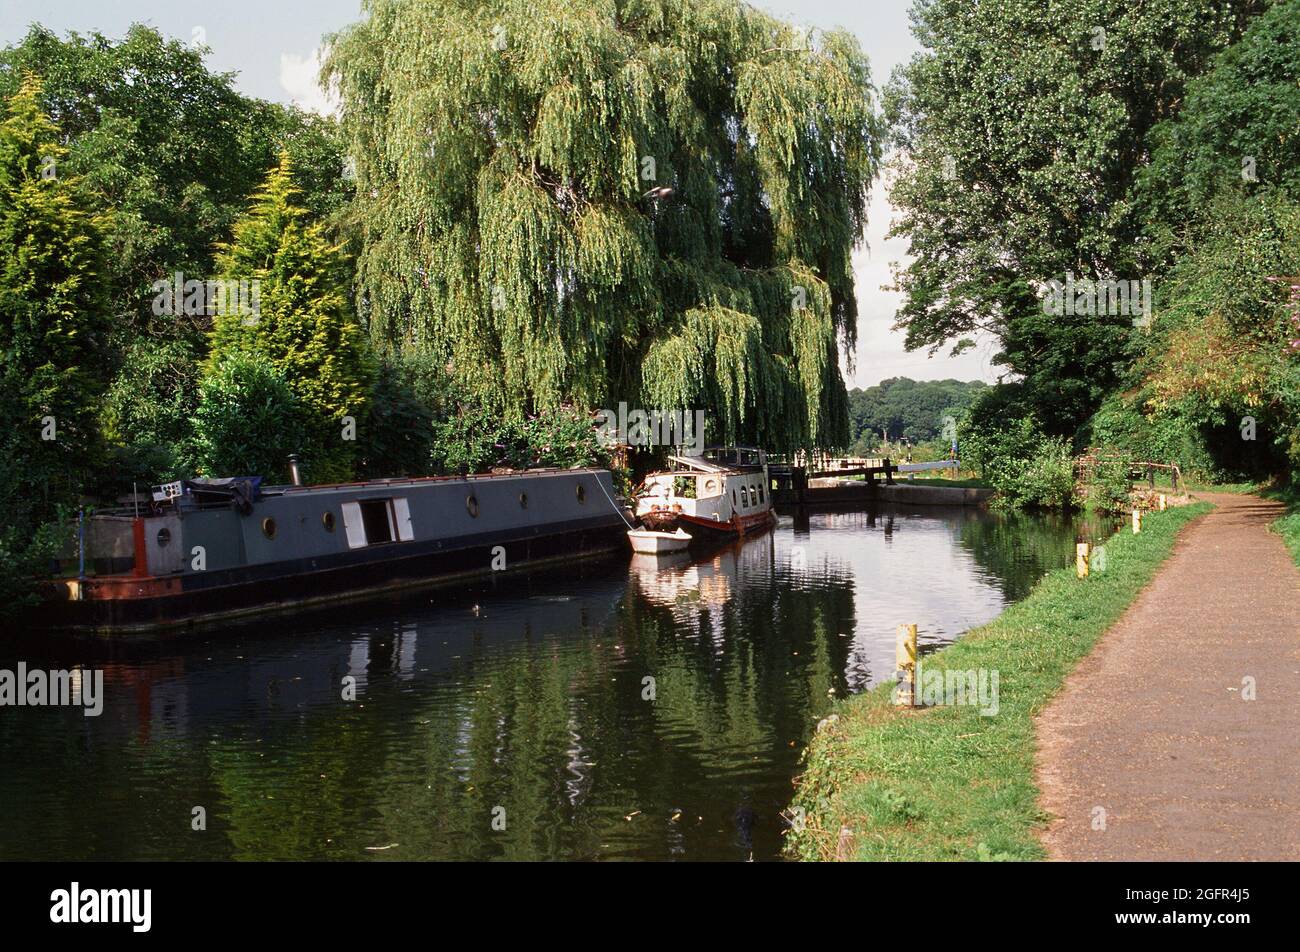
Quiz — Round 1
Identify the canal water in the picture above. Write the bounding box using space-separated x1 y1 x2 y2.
0 504 1116 862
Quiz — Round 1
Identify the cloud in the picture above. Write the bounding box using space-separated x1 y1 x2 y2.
279 47 338 116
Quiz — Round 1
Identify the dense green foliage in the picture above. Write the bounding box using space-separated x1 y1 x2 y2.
1134 2 1300 481
847 376 984 450
189 353 307 483
324 0 883 451
354 356 437 479
959 404 1075 511
786 503 1209 861
0 25 352 332
0 74 110 606
207 155 374 482
887 0 1298 499
1140 1 1300 244
101 335 204 486
885 0 1262 436
428 402 611 475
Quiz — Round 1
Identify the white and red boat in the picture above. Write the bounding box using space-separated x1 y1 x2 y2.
634 447 776 541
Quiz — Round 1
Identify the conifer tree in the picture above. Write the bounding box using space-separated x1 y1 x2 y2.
207 153 373 481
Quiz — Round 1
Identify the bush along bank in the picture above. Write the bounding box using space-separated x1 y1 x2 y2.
783 502 1212 861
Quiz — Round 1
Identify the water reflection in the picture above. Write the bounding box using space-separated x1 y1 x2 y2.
0 503 1114 862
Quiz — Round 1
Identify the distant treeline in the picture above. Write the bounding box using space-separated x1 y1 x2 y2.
847 378 986 452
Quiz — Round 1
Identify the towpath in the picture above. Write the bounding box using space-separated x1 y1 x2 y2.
1036 492 1300 860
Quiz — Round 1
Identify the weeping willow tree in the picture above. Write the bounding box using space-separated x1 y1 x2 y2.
325 0 881 451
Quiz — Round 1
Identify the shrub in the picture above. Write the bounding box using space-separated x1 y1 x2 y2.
961 409 1075 510
427 399 610 475
188 353 306 483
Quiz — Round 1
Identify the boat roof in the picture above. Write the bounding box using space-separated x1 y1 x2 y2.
646 451 766 476
665 455 728 473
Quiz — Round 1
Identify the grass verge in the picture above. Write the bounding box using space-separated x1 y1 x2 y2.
1261 486 1300 568
784 501 1212 861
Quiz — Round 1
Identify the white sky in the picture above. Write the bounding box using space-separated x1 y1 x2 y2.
1 0 1000 387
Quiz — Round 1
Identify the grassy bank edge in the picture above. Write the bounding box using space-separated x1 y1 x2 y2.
784 501 1213 862
1263 487 1300 569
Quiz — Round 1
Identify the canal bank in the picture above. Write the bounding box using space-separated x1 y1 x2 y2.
783 502 1210 861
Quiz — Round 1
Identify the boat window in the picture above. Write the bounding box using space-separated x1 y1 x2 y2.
519 492 528 509
576 484 586 503
262 518 277 540
758 485 765 504
156 528 171 547
322 512 335 531
741 486 749 508
359 499 394 544
732 489 737 507
466 494 479 518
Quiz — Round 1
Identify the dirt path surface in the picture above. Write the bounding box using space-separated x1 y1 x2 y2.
1037 493 1300 860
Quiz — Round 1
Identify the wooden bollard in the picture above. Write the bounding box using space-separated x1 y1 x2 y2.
1158 494 1168 511
894 623 917 707
1076 542 1090 578
1132 509 1142 534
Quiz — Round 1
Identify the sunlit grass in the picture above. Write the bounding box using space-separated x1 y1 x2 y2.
1262 486 1300 569
784 502 1211 862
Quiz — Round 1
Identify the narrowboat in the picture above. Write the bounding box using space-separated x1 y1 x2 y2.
634 447 776 541
33 468 628 634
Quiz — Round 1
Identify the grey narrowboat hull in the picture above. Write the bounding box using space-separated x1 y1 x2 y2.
33 468 628 634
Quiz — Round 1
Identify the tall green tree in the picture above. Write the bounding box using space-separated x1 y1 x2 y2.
0 24 352 333
1140 0 1300 257
0 73 109 608
1118 1 1300 481
884 0 1267 435
324 0 882 451
207 154 373 482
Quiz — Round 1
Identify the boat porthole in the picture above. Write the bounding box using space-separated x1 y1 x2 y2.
322 512 335 531
156 528 171 547
262 518 277 539
576 484 586 503
467 494 479 518
519 492 528 509
705 479 717 492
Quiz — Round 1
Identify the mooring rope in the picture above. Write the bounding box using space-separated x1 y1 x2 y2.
593 471 638 529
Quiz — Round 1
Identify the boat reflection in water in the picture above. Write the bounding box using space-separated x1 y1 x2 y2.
0 504 1115 861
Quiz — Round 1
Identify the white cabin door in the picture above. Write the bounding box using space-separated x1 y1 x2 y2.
340 501 367 548
392 497 414 541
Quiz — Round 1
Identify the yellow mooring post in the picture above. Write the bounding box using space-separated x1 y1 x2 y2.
1158 494 1168 511
1132 508 1143 534
1076 542 1091 578
894 623 917 707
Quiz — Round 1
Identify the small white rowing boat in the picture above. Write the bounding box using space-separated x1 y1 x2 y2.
627 528 692 555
